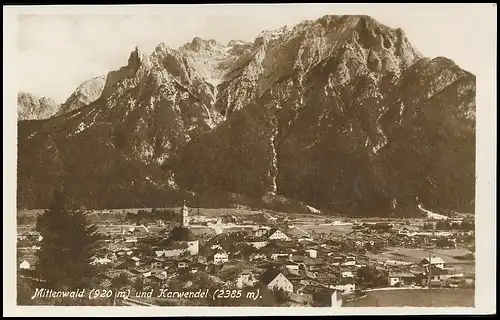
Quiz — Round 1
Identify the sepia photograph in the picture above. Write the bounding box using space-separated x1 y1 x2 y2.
3 3 496 317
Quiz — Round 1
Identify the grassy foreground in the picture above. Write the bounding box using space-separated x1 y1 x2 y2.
344 289 474 307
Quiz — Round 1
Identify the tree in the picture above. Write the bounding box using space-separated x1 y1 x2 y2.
134 277 144 292
460 220 474 231
341 241 355 252
356 266 386 288
422 223 434 230
370 242 383 254
17 276 34 305
34 184 102 290
364 242 373 252
111 272 130 289
450 222 461 230
137 242 152 256
356 266 378 286
274 288 288 304
435 220 451 230
237 243 257 259
436 238 455 248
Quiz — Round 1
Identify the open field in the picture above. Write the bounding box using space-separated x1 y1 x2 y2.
95 224 167 234
298 224 353 235
17 208 331 230
446 262 475 274
18 207 266 219
366 247 474 264
17 209 45 217
17 225 34 232
345 289 474 307
190 226 218 236
19 207 328 219
272 211 326 220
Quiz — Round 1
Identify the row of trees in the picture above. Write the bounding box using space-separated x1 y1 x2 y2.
17 215 37 225
435 238 456 248
422 220 475 231
122 208 178 224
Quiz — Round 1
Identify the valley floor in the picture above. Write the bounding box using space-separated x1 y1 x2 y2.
16 206 475 307
344 288 474 307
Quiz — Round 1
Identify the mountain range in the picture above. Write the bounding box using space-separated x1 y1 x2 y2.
17 15 475 216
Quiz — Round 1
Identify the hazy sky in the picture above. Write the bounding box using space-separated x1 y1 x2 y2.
14 4 497 103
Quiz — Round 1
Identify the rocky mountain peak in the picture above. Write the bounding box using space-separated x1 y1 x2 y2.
211 14 425 118
254 26 290 46
57 75 106 115
182 37 225 53
127 46 149 72
227 40 252 47
17 91 60 120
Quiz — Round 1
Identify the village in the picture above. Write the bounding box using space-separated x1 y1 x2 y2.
17 203 476 307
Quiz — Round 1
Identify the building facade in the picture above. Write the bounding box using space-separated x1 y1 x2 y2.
266 273 294 293
268 229 290 241
212 251 229 265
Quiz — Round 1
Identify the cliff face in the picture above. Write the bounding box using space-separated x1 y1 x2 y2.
17 15 475 215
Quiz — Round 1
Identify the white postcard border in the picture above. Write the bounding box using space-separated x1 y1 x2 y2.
3 4 497 316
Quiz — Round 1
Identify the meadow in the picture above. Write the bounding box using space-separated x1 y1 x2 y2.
298 224 353 235
344 288 474 307
366 247 473 264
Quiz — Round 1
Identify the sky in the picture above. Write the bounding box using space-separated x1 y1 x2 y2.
13 4 497 103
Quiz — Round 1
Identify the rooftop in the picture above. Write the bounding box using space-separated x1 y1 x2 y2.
259 267 283 285
168 242 189 250
268 228 279 235
388 272 416 278
247 236 267 242
282 268 301 278
340 277 356 284
300 284 336 295
212 248 228 256
421 256 446 264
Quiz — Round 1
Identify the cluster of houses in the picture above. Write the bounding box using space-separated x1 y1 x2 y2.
385 256 474 288
351 222 474 249
17 203 475 307
88 204 360 306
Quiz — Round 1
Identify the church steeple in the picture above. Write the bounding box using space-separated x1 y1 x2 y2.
181 200 189 227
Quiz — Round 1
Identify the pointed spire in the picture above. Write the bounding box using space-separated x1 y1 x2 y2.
181 199 189 228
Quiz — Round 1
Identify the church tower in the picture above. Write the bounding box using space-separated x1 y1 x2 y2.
181 200 189 227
